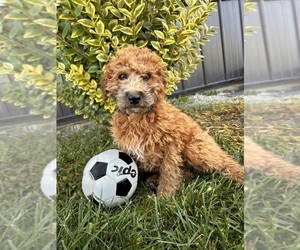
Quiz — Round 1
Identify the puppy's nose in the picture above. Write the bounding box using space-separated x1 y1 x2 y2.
127 92 142 105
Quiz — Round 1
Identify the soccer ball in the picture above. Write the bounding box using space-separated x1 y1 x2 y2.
82 149 138 208
40 158 56 200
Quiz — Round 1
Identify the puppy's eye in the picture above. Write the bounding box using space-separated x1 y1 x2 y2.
119 74 128 80
142 73 151 82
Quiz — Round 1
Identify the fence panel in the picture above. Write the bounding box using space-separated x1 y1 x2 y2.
170 0 244 94
244 0 300 84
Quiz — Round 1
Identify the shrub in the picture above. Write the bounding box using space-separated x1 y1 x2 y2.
0 0 56 118
57 0 217 121
244 0 257 37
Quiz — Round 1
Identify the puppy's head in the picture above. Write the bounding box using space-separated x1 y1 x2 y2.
101 45 167 114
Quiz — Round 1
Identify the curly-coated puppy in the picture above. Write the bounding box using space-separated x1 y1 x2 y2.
245 136 300 183
101 45 244 196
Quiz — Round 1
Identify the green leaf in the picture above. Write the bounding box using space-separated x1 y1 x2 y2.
163 38 175 46
34 19 56 28
86 2 96 17
11 49 31 56
120 27 133 35
23 0 45 6
71 0 86 6
74 55 84 62
63 49 77 56
78 19 94 28
119 8 132 18
117 0 125 8
62 23 71 38
2 62 14 70
133 3 145 18
162 53 172 60
105 29 112 38
9 23 21 39
124 0 134 8
59 13 75 20
2 0 23 9
71 28 84 38
102 44 110 53
95 20 105 34
58 0 71 9
134 21 144 34
86 39 102 46
109 7 122 18
181 29 197 35
185 0 197 7
108 20 118 31
74 5 83 16
22 64 34 71
28 55 43 62
136 40 148 48
28 5 43 17
96 53 109 62
160 20 169 31
112 25 123 32
23 27 44 38
88 65 99 73
154 30 165 40
112 36 119 46
4 13 29 20
150 41 161 51
188 5 201 15
167 28 178 35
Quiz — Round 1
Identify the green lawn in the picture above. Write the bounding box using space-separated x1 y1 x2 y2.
0 121 56 250
1 91 299 249
57 96 244 249
245 94 300 249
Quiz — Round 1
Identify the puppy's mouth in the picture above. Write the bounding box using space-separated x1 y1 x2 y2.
116 90 156 115
123 103 151 115
123 92 149 114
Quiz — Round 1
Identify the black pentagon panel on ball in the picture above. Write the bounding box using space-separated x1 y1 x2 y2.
116 178 132 196
90 162 108 180
119 152 133 165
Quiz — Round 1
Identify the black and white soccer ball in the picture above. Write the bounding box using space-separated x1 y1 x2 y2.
40 158 56 200
82 149 138 208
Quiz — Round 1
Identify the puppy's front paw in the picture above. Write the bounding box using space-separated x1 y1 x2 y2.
156 184 177 197
145 174 159 191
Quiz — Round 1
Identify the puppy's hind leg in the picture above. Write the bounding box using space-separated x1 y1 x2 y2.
183 137 244 182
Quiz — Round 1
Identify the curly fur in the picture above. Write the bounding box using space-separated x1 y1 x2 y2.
245 136 300 183
101 45 244 196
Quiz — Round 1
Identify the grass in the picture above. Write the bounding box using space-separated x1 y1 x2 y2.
244 94 300 249
245 97 300 165
245 173 300 249
1 91 299 249
57 178 243 250
0 121 56 249
57 96 244 249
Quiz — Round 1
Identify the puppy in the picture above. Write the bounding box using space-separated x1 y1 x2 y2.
101 45 244 196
